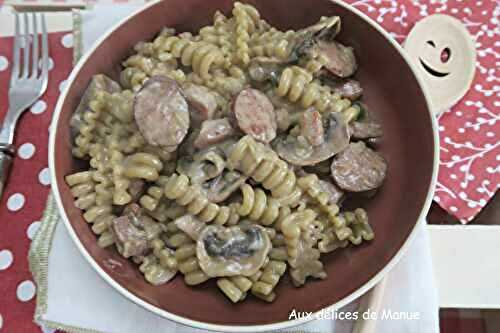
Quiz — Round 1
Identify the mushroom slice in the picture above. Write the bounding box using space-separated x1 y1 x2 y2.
274 111 350 166
197 224 271 277
302 16 341 42
248 57 283 83
203 170 248 203
174 215 205 240
177 146 226 184
291 16 341 61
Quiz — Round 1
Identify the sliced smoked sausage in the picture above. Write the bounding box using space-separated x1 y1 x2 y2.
194 118 236 149
331 141 387 192
183 83 218 123
318 41 357 78
134 76 190 151
232 88 277 143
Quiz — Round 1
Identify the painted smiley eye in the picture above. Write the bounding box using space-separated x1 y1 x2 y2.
441 47 451 63
426 40 435 47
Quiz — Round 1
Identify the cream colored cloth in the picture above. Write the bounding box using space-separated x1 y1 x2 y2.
30 4 439 333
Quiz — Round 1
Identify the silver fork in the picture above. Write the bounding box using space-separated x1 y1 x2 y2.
0 13 49 199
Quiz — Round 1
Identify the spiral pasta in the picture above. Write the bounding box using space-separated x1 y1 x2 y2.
237 184 291 226
275 66 350 112
138 254 177 286
175 242 210 285
217 276 253 303
251 260 287 302
228 136 303 206
153 36 224 79
233 2 260 65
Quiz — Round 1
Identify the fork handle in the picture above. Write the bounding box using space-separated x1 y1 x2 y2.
0 144 15 200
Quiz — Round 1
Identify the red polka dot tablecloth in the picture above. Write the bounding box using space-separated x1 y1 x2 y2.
0 1 498 332
0 31 73 333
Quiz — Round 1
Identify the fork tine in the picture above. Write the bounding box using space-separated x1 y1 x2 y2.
11 13 20 80
22 13 30 78
31 14 39 78
40 14 49 82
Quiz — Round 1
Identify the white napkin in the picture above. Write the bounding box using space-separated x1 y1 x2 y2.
36 4 440 333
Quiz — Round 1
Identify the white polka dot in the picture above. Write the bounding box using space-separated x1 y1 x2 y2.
16 280 36 302
39 57 54 71
59 79 68 93
18 143 35 159
434 196 440 203
458 128 465 133
456 111 463 116
467 201 477 208
7 193 25 211
450 174 457 179
0 313 3 330
27 221 41 240
30 100 47 115
0 250 13 270
0 55 8 71
61 33 73 48
38 167 50 186
450 206 458 212
486 132 494 137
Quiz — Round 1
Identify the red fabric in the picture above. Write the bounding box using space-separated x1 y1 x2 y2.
0 1 498 332
342 0 499 223
0 31 73 333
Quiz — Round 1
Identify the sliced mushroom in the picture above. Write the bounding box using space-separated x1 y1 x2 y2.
174 215 205 240
302 16 341 42
202 170 248 203
197 224 271 277
274 111 350 166
291 16 341 61
248 57 283 83
330 141 387 192
177 146 227 184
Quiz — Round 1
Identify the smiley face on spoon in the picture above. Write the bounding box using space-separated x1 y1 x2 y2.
419 40 451 77
404 14 476 114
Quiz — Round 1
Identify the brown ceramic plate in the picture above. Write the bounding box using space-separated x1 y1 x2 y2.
49 0 438 331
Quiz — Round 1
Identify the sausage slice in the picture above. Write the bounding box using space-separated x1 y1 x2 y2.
330 141 387 192
183 83 218 123
194 118 236 149
134 76 190 151
318 41 357 78
233 88 277 143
